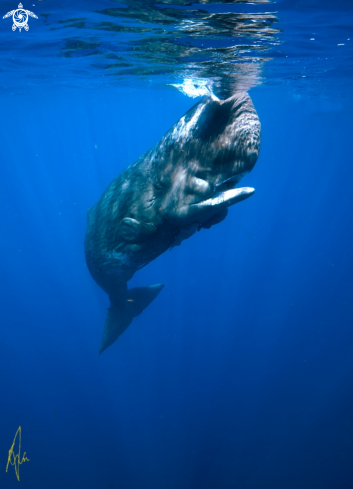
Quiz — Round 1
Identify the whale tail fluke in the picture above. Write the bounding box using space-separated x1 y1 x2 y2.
99 284 164 354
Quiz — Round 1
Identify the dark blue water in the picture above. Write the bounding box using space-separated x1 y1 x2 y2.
1 1 353 488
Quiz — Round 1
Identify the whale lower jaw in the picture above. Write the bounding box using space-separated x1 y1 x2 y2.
193 186 255 212
171 186 255 248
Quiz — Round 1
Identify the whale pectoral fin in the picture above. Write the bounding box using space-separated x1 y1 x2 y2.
126 284 164 317
120 218 157 242
120 217 143 241
99 284 164 354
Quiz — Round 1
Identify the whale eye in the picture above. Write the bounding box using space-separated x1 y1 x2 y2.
154 180 163 190
154 176 168 190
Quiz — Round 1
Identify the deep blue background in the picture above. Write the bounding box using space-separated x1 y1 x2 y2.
1 82 353 489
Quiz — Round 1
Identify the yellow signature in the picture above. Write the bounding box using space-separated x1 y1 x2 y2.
6 427 29 481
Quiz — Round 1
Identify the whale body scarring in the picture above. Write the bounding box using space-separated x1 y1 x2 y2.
85 92 261 354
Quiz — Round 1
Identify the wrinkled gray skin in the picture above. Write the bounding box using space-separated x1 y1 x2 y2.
85 92 261 354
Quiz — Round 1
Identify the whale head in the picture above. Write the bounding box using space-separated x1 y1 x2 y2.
150 92 261 228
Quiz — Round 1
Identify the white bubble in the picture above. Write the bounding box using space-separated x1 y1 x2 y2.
170 79 212 98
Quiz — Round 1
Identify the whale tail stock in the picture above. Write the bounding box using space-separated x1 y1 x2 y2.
99 284 164 354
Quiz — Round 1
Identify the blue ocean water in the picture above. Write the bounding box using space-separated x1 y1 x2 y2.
0 0 353 488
